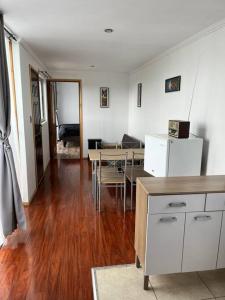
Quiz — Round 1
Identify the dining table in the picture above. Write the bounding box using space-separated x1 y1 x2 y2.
88 148 145 206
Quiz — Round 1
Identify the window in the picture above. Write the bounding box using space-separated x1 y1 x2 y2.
39 77 46 123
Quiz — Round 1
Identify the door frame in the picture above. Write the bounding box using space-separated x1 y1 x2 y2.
29 65 44 186
47 79 83 159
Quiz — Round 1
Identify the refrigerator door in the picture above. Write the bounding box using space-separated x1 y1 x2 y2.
144 135 169 177
168 138 202 176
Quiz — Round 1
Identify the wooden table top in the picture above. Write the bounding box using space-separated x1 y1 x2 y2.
137 175 225 195
88 148 144 161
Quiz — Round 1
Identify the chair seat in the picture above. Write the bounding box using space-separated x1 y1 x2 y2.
97 152 128 212
97 167 124 184
98 175 125 184
97 166 118 174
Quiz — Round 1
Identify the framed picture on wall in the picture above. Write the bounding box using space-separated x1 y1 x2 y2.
165 76 181 93
137 83 142 107
100 87 109 108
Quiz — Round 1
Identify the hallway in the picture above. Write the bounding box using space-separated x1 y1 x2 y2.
0 160 135 300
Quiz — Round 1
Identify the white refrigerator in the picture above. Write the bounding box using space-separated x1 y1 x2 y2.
144 134 203 177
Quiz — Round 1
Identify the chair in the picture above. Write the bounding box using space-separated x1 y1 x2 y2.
96 142 119 168
97 153 127 212
125 152 151 209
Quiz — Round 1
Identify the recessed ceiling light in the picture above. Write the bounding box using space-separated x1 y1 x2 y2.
104 28 114 33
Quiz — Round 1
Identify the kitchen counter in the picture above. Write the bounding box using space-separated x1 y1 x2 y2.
137 175 225 195
135 175 225 290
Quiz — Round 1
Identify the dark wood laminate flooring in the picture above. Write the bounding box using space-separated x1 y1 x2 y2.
0 159 135 300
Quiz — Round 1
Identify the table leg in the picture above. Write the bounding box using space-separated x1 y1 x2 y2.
92 160 98 209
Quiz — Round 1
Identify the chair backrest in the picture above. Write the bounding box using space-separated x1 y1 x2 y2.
99 152 128 182
130 151 144 179
95 140 101 149
132 152 144 162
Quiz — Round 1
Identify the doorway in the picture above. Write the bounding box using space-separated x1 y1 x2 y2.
29 66 44 185
47 79 83 159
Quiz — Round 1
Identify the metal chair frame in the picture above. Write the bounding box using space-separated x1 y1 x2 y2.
126 152 145 209
97 152 127 212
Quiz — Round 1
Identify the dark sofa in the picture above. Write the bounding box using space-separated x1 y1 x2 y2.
121 134 143 149
58 124 80 147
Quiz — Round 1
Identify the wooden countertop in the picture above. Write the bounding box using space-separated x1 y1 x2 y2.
137 175 225 195
88 148 144 161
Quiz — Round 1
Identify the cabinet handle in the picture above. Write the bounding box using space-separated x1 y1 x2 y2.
194 215 212 221
168 202 186 208
159 217 177 223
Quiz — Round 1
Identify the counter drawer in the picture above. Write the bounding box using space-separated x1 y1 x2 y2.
206 193 225 211
148 194 205 214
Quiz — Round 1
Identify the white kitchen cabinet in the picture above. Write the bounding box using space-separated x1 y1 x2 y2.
182 211 222 272
135 176 225 290
144 134 203 177
145 213 185 275
217 212 225 268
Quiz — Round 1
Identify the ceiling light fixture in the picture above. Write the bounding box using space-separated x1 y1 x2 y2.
104 28 114 33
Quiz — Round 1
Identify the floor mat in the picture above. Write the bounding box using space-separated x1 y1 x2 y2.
57 141 80 159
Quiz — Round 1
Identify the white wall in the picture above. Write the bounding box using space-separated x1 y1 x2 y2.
51 70 129 157
12 41 50 203
128 24 225 175
56 82 79 124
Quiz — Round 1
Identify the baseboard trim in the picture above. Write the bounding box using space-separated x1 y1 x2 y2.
22 159 51 206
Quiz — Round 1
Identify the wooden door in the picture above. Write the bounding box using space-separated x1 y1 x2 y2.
182 211 222 272
30 67 44 185
47 81 57 158
47 80 83 159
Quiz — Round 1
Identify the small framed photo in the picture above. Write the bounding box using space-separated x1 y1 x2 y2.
100 87 109 108
137 83 142 107
165 76 181 93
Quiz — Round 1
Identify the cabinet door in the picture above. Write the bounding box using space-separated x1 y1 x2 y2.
145 213 185 275
217 212 225 268
182 212 222 272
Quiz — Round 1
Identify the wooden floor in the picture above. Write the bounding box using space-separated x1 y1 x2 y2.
0 159 135 300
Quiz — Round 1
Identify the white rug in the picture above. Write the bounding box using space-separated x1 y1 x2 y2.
57 141 80 159
92 264 225 300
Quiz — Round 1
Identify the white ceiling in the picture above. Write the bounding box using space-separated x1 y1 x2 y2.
2 0 225 72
